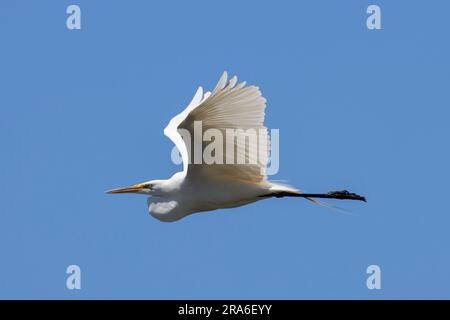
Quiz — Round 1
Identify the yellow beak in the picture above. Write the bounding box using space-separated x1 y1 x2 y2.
106 183 148 194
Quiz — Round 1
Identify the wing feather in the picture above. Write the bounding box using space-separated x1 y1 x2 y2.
164 72 270 184
163 86 205 173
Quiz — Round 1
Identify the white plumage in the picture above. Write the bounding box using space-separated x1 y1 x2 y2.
107 72 365 222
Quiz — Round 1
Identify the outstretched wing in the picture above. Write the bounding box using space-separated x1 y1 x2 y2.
164 72 269 185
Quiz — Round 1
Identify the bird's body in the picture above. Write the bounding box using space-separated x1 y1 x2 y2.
107 72 365 222
146 172 271 222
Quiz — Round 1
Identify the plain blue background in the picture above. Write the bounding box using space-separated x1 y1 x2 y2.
1 0 449 299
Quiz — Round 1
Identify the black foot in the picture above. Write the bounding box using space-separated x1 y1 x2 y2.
327 190 366 202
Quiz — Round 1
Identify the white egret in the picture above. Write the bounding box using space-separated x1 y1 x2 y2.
107 72 365 222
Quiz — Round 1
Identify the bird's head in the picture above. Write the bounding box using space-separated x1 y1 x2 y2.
106 181 157 195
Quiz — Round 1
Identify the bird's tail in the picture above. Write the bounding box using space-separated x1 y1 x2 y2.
267 182 302 197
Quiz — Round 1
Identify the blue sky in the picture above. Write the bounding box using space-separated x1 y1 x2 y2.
1 0 449 299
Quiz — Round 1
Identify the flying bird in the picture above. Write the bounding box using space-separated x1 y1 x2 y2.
107 72 365 222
